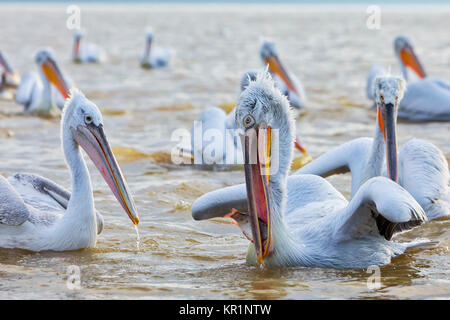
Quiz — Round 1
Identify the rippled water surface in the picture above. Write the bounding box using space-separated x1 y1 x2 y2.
0 4 449 299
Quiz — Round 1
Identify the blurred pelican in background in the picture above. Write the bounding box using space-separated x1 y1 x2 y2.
15 49 70 116
247 39 306 109
0 50 21 100
367 35 450 121
187 71 309 166
73 30 106 63
0 89 139 252
192 72 430 268
140 28 172 69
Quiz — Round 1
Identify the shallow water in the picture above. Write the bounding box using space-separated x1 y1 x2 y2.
0 4 449 299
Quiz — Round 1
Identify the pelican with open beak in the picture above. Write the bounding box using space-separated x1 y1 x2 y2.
192 72 429 268
15 48 70 115
0 89 139 251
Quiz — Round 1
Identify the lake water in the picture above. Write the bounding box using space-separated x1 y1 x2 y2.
0 3 449 299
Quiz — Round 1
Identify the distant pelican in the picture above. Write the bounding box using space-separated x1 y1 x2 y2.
189 71 308 165
297 76 449 220
73 30 105 63
0 89 139 252
192 72 429 268
367 36 450 121
0 50 21 100
140 29 172 69
15 49 70 115
247 40 306 109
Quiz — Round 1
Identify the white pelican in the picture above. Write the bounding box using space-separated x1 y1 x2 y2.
15 49 70 115
0 50 21 100
367 36 450 121
140 29 172 69
0 89 139 252
250 40 306 109
188 71 308 165
200 76 449 222
73 30 105 64
192 72 429 268
297 76 450 220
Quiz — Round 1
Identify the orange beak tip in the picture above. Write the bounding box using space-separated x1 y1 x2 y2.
257 256 264 265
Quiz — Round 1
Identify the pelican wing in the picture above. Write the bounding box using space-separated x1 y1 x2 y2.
7 173 104 233
8 173 69 213
334 176 426 241
397 139 449 220
15 72 40 111
295 137 373 195
192 175 345 221
192 183 248 220
0 175 30 226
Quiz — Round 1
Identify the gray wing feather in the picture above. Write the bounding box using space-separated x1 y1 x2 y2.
9 173 104 234
0 175 30 226
10 173 70 209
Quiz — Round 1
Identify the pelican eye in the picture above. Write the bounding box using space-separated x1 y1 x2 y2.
380 94 385 103
243 115 255 129
85 115 93 124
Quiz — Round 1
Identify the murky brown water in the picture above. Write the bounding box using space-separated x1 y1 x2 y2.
0 4 449 299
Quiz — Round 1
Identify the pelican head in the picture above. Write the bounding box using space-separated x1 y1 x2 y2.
73 29 84 40
145 28 154 42
235 71 294 264
73 30 84 62
35 48 70 99
62 89 140 226
394 35 426 80
373 76 406 182
259 39 299 97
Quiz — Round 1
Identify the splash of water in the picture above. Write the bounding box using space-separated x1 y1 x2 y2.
134 225 140 251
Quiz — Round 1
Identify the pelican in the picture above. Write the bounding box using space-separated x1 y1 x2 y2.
140 29 172 69
250 40 306 109
297 76 449 220
188 71 308 165
0 50 21 100
198 76 450 222
73 30 105 64
367 36 450 121
192 72 430 268
0 89 139 252
15 49 70 115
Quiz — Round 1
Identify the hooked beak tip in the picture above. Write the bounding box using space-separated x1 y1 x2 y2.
257 256 264 265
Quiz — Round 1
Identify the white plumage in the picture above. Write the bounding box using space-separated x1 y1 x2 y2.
367 36 450 121
0 89 139 252
140 30 172 69
192 72 429 268
73 30 106 63
15 49 70 114
298 76 449 220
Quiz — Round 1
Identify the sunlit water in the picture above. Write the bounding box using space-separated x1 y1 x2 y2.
0 4 449 299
